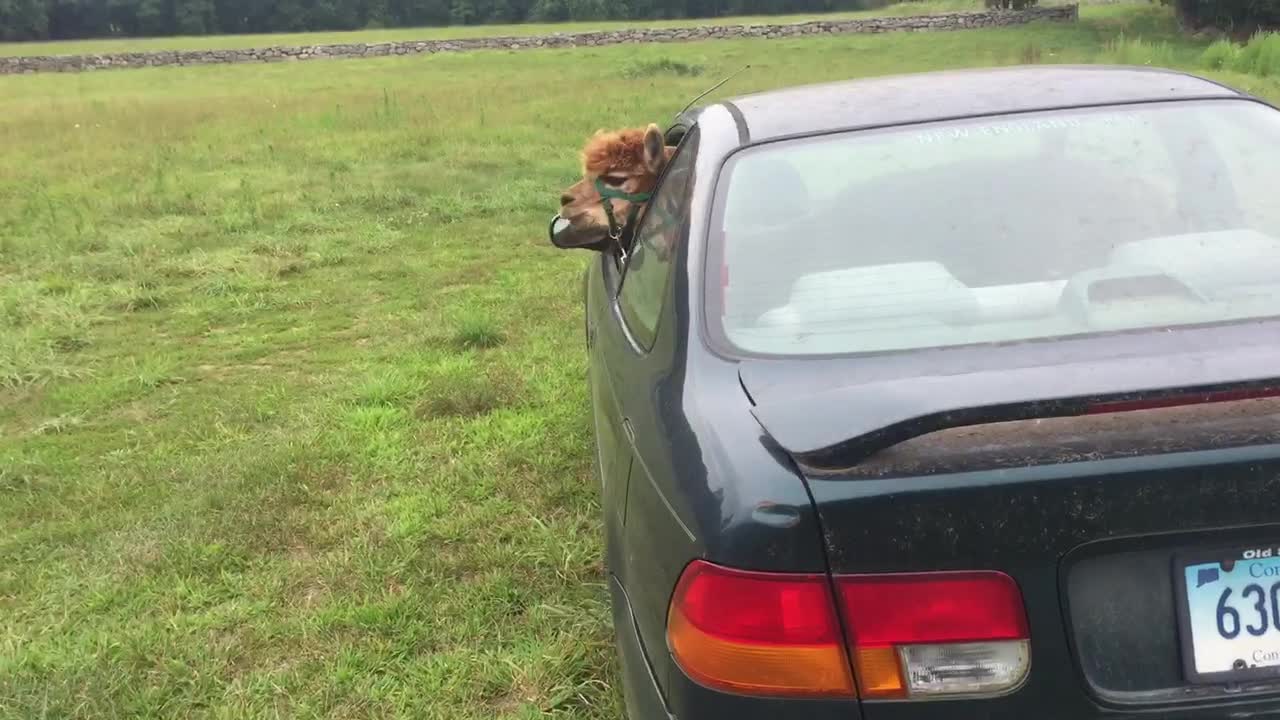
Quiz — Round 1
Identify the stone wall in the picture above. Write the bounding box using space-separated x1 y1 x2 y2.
0 5 1076 75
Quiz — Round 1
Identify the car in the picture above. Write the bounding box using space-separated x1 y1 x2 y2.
565 64 1280 720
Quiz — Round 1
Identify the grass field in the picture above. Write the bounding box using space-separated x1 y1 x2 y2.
1 0 1001 57
3 3 1280 718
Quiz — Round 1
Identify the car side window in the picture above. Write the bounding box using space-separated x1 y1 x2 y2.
616 128 698 351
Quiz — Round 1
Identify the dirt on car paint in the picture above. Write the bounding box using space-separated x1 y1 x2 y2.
807 396 1280 479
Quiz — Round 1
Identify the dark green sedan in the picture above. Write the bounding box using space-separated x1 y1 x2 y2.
559 65 1280 720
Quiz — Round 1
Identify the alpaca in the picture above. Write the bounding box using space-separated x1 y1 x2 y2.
550 123 675 255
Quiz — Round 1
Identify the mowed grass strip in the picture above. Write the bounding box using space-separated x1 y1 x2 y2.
2 5 1280 718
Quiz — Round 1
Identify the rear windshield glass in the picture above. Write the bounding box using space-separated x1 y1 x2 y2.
708 99 1280 357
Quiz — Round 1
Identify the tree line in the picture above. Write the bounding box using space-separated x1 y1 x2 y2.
7 0 1273 45
0 0 883 42
1162 0 1280 34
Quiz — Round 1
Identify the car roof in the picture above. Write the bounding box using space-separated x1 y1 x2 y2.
689 65 1252 144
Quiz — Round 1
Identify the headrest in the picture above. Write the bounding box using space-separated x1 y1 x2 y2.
757 262 979 328
1108 230 1280 290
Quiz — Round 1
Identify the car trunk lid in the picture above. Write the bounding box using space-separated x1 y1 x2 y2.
740 330 1280 474
738 328 1280 714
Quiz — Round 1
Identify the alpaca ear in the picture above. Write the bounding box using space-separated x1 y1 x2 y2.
643 123 667 175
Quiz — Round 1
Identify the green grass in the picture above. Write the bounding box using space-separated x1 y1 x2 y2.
1099 29 1178 66
621 57 707 78
1201 31 1280 76
0 0 989 57
3 3 1280 718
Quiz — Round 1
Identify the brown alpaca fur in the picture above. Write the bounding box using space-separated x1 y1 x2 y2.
557 123 674 250
581 128 651 177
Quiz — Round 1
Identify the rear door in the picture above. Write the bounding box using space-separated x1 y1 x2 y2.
592 127 701 696
586 254 632 559
588 125 698 571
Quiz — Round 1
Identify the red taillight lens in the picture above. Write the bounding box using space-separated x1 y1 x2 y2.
666 560 855 698
837 571 1030 699
666 564 1030 701
838 571 1029 645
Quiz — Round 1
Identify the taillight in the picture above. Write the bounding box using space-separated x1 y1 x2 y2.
666 560 855 698
836 571 1031 699
666 563 1030 701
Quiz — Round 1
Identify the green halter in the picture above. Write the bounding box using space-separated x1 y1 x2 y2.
595 177 653 244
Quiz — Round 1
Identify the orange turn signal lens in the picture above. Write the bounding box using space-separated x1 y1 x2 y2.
666 560 856 698
665 563 1031 701
853 646 906 698
668 607 855 697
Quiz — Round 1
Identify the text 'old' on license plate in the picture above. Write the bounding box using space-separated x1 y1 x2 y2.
1177 545 1280 683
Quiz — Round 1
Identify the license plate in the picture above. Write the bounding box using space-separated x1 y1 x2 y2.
1176 546 1280 684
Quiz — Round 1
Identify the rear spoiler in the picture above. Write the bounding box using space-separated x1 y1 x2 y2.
746 344 1280 469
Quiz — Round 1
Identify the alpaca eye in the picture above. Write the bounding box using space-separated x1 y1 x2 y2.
601 175 626 186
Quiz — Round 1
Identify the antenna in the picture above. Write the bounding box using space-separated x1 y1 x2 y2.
676 64 751 119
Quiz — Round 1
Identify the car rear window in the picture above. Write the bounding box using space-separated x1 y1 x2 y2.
707 99 1280 357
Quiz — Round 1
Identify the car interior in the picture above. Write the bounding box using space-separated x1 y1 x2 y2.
716 130 1280 355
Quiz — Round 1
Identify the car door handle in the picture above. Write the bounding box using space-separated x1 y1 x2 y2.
622 417 636 445
586 322 597 348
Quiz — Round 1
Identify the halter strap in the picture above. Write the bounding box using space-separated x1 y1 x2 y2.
595 177 653 248
594 177 653 204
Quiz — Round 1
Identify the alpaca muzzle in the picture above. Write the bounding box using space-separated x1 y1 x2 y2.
548 180 652 253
